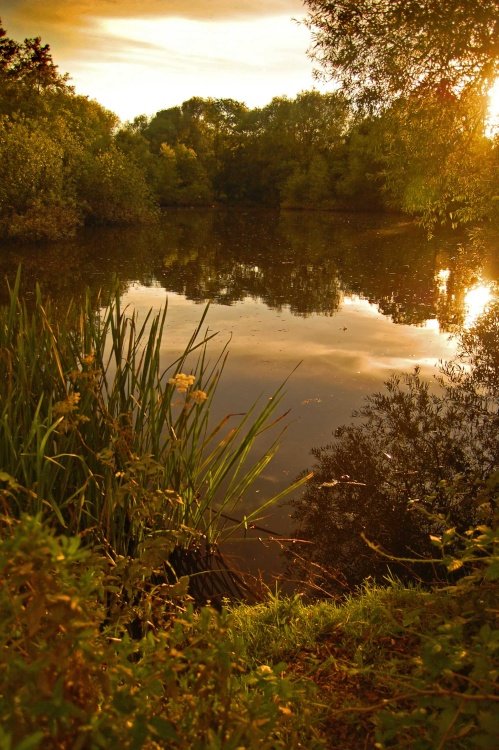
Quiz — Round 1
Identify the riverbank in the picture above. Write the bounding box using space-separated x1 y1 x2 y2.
2 514 497 749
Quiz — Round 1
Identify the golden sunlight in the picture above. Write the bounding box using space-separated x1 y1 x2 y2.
463 283 493 328
424 318 440 332
90 14 317 119
486 77 499 136
436 268 450 294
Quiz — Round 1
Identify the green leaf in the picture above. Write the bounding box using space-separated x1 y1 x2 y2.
0 472 20 489
167 575 190 597
484 560 499 581
14 733 45 750
148 718 179 741
402 609 421 627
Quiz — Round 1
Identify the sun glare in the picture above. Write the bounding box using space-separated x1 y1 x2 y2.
463 283 493 328
436 268 450 294
486 78 499 136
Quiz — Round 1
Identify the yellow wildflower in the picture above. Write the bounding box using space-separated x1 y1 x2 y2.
168 373 196 393
53 392 86 432
54 391 81 416
190 389 208 404
256 665 273 676
81 352 95 366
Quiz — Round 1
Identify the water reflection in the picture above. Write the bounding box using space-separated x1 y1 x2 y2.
434 238 498 332
464 283 494 328
1 210 496 329
1 210 496 576
436 268 451 293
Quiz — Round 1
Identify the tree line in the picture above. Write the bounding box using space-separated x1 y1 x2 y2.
0 6 497 242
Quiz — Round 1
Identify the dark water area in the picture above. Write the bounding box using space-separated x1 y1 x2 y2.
1 209 497 577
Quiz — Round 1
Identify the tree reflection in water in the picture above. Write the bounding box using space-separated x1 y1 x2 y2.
0 209 496 330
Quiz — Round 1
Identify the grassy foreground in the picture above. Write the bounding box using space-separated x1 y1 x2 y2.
1 514 497 749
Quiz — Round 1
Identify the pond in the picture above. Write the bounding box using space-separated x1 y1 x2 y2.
2 209 497 577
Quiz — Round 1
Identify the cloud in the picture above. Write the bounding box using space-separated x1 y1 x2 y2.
3 0 307 69
1 0 315 121
59 13 317 120
5 1 305 29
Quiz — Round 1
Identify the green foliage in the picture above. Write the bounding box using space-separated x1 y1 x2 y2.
0 23 156 240
305 1 499 226
142 91 351 208
78 145 157 224
282 154 333 209
1 13 495 231
137 86 497 224
332 117 385 209
0 515 109 747
372 522 499 749
0 22 65 89
6 512 495 749
150 143 213 206
0 20 68 119
0 515 321 749
230 526 499 749
376 92 498 228
0 117 82 240
305 0 498 110
1 14 497 232
0 118 62 209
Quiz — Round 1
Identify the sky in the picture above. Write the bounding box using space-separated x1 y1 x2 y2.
3 0 333 121
3 1 498 127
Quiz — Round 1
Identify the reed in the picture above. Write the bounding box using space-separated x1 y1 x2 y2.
0 268 305 561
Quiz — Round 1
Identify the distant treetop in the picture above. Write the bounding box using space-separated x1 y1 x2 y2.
0 20 68 91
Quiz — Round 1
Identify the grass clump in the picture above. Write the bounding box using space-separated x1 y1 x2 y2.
0 268 305 602
4 512 495 749
229 521 498 749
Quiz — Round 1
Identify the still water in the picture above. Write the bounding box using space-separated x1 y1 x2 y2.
2 209 497 575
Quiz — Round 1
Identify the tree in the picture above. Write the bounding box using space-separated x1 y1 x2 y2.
282 153 332 207
0 22 159 239
0 20 69 117
305 2 499 226
144 97 248 201
0 21 65 89
78 146 157 225
377 91 498 227
305 1 499 111
213 92 350 206
333 117 385 210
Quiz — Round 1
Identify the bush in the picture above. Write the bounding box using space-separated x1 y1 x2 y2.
373 519 499 749
0 515 322 750
7 197 82 240
78 146 157 225
0 118 83 240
